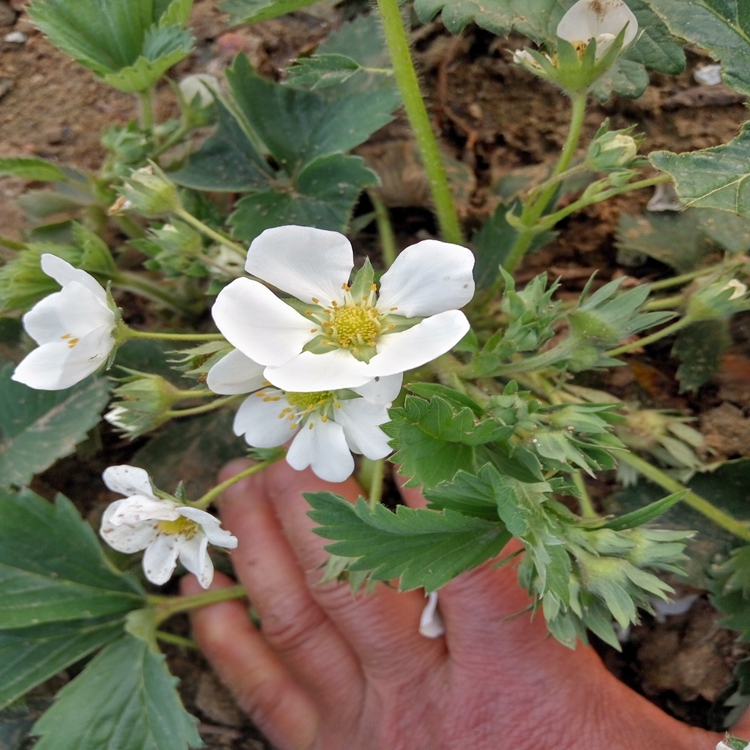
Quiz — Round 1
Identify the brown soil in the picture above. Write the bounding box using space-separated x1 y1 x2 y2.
3 0 750 747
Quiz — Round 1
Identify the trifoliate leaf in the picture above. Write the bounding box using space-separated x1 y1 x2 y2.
306 492 511 592
651 123 750 217
0 366 110 488
0 616 125 711
0 158 67 183
226 55 400 172
32 634 201 750
219 0 319 24
0 487 145 628
647 0 750 95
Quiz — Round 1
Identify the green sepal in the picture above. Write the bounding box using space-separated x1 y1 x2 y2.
302 335 339 355
600 491 686 531
349 258 375 301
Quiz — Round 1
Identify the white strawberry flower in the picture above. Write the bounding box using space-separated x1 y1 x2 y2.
557 0 638 60
211 225 474 392
12 254 116 390
100 465 237 588
207 349 401 483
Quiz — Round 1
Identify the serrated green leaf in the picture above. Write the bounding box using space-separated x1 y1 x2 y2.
32 634 201 750
229 154 377 242
648 0 750 95
651 124 750 216
0 615 125 711
227 55 400 172
28 0 193 92
169 100 273 192
307 492 511 592
0 158 67 183
219 0 319 24
424 464 505 520
672 318 731 392
407 383 483 415
0 367 110 488
0 488 145 628
694 207 750 254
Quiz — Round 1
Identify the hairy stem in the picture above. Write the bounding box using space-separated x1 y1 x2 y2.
605 316 693 357
370 190 398 268
137 89 155 131
123 327 225 342
153 584 247 624
112 271 197 315
376 0 464 246
619 452 750 542
191 456 285 509
174 207 248 260
165 394 244 419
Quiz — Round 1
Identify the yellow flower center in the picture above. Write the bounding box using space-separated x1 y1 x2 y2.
330 306 380 348
285 391 333 411
157 516 200 538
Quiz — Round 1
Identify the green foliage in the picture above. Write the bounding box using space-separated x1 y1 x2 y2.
0 616 125 711
648 0 750 95
0 157 67 182
672 319 731 392
413 0 683 98
287 54 363 89
651 124 750 216
32 634 202 750
219 0 318 24
0 487 145 628
306 491 512 592
171 56 399 241
0 366 110 488
28 0 194 93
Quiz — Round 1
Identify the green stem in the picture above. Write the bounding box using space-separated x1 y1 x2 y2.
152 122 195 160
191 457 284 509
137 89 155 131
156 631 199 649
153 584 247 624
605 316 693 357
123 328 225 342
619 452 750 542
503 93 588 274
174 207 247 260
112 271 196 315
573 471 597 518
649 261 731 292
173 389 214 399
364 457 385 508
375 0 464 246
370 190 398 268
642 294 684 312
165 394 243 419
476 338 576 378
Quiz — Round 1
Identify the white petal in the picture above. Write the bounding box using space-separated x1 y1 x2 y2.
351 372 403 404
207 349 267 395
100 500 158 553
212 278 315 367
106 496 179 525
419 591 445 638
368 310 470 377
179 508 238 549
245 225 352 305
103 465 155 498
41 254 107 301
21 292 68 345
178 533 213 588
336 399 393 458
287 418 354 483
52 324 114 388
12 343 68 390
377 240 475 317
233 393 298 447
264 348 374 392
143 534 183 585
556 0 637 48
55 283 112 336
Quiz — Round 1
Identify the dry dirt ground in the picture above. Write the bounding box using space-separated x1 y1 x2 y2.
2 0 750 746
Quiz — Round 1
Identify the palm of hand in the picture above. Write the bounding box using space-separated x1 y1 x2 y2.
185 462 733 750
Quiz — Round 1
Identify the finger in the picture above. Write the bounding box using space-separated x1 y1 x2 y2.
183 573 319 750
264 461 444 679
217 461 364 711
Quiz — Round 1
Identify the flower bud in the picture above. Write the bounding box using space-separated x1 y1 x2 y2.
588 131 639 170
111 164 181 217
178 73 219 108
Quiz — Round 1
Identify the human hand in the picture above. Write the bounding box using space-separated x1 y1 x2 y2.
183 461 749 750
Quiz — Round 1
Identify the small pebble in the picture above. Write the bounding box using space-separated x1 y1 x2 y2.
694 64 722 86
4 30 26 43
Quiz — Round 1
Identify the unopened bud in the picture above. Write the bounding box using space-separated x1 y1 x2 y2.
114 165 181 217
